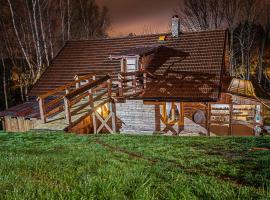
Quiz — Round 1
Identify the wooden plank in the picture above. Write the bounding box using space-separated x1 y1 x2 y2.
17 117 25 132
45 105 64 119
4 116 11 132
96 112 113 133
38 73 95 99
45 97 63 109
70 102 89 116
65 75 110 100
70 92 89 106
93 90 108 102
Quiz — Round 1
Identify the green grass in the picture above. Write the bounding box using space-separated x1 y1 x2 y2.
0 131 269 200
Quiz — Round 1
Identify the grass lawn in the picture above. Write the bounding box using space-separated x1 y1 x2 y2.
0 132 269 200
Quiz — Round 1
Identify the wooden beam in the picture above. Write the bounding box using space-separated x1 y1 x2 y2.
229 103 233 136
143 72 147 89
107 79 112 97
110 102 116 133
64 89 71 125
38 98 46 123
96 112 113 133
118 74 123 97
206 103 211 136
65 75 110 100
64 98 71 125
132 75 136 93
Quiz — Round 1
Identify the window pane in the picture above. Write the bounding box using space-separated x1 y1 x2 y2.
127 65 136 71
126 58 136 65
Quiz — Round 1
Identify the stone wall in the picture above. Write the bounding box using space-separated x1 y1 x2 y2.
116 100 156 133
116 100 208 135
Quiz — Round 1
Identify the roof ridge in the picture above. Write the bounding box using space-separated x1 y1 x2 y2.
67 29 227 43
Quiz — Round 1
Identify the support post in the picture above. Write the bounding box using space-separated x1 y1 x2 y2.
89 81 97 134
206 103 211 136
107 78 112 98
178 102 184 134
229 103 233 136
118 74 123 97
143 72 147 89
132 75 136 93
38 97 46 123
110 101 116 133
64 98 71 125
64 89 71 125
75 76 80 89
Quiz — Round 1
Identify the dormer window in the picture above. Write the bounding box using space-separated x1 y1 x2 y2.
126 57 138 72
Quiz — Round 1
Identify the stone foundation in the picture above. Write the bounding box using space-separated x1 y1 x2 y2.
116 100 156 133
116 100 208 135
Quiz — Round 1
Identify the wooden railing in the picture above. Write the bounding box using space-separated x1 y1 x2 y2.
118 70 149 98
63 75 111 125
37 73 96 123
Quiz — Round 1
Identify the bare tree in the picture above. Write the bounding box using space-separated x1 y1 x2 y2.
223 0 241 76
257 3 270 83
235 0 262 80
177 0 225 31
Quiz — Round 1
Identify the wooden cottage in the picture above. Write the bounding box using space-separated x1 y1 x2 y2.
1 16 269 136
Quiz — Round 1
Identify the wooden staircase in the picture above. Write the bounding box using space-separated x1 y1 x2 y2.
33 71 150 134
34 74 117 134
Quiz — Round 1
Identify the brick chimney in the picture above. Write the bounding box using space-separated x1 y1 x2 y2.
172 15 180 38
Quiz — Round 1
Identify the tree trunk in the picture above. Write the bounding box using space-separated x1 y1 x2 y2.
246 52 250 80
38 0 49 67
258 36 266 83
20 80 25 102
229 29 235 76
7 0 32 71
1 58 8 109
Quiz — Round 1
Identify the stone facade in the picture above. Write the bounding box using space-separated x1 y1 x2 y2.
116 100 208 135
116 100 156 133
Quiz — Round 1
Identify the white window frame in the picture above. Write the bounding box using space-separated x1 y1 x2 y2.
125 57 138 72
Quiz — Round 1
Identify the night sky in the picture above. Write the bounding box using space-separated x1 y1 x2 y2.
96 0 182 36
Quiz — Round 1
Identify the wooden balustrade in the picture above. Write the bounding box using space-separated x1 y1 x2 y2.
118 70 149 98
37 73 97 124
38 70 150 125
63 75 111 125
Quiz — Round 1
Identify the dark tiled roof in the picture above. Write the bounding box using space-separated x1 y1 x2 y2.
30 29 227 97
111 45 188 58
111 45 161 57
140 71 220 102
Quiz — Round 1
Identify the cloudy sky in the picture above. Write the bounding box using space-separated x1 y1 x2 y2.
96 0 182 36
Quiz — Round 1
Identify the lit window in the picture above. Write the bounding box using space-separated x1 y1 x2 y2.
126 57 138 72
161 102 183 125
